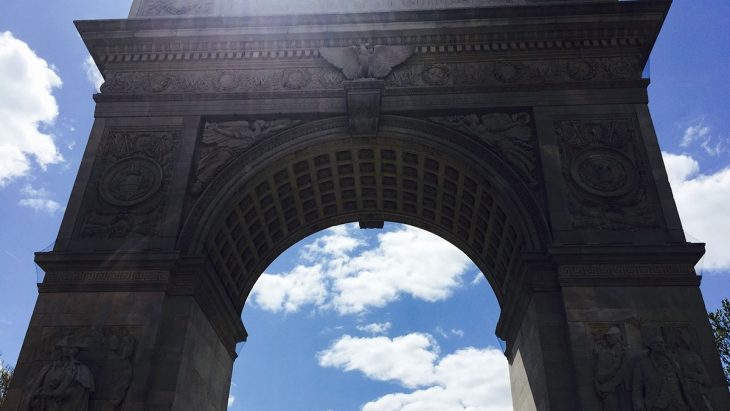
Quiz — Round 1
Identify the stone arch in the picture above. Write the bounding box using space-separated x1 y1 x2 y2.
8 2 729 410
180 115 551 311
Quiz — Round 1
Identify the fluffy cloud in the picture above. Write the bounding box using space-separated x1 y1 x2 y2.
252 264 328 313
250 225 473 315
318 333 511 411
663 152 730 271
227 395 235 407
319 333 439 388
83 55 104 92
18 184 61 214
0 31 63 186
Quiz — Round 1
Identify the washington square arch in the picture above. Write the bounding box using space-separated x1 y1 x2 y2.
3 0 729 410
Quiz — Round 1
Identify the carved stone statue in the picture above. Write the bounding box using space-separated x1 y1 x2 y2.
593 326 629 411
668 329 715 411
632 335 697 411
319 44 415 80
23 336 95 411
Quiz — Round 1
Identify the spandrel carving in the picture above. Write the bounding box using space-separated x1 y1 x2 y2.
555 118 661 230
192 119 303 195
429 113 538 188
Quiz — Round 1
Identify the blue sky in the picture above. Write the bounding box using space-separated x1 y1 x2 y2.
0 1 729 410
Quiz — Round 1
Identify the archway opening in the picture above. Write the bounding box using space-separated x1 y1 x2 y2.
232 222 512 410
179 117 554 409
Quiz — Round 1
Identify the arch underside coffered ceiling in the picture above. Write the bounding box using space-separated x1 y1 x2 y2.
181 115 551 310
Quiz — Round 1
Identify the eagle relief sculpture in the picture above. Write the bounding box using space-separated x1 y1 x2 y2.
319 44 416 80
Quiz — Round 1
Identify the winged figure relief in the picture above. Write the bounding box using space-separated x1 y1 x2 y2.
191 119 302 195
319 44 416 80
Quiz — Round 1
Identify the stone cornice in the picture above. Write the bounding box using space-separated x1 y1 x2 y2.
77 1 669 74
548 243 705 286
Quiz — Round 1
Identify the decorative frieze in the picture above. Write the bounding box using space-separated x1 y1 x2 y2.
77 129 182 239
555 117 661 231
559 264 695 277
98 56 641 96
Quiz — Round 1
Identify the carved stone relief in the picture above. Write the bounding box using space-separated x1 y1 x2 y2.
139 0 214 16
319 44 415 80
345 81 383 137
385 57 641 88
555 118 661 230
78 129 181 238
98 56 641 95
664 327 716 411
22 335 94 411
99 68 347 95
588 322 717 411
24 327 137 410
429 112 538 188
594 326 630 411
191 119 303 195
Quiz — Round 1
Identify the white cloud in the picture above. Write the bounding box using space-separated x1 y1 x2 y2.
318 333 511 411
357 322 392 334
679 119 728 157
0 31 63 186
18 198 61 214
451 329 465 337
252 264 328 313
318 333 439 388
302 223 365 260
680 122 710 148
83 55 103 92
250 225 473 315
227 394 235 407
18 184 61 214
663 152 730 271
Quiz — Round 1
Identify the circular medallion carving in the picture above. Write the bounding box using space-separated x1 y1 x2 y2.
100 157 163 206
282 69 311 90
493 62 522 83
215 72 240 91
606 59 636 79
421 65 450 86
570 150 636 197
146 74 171 93
567 60 597 81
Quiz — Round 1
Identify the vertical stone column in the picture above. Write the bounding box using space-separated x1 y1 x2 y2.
528 102 730 410
498 256 580 411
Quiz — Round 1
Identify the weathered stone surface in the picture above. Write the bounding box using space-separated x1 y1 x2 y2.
7 1 729 411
